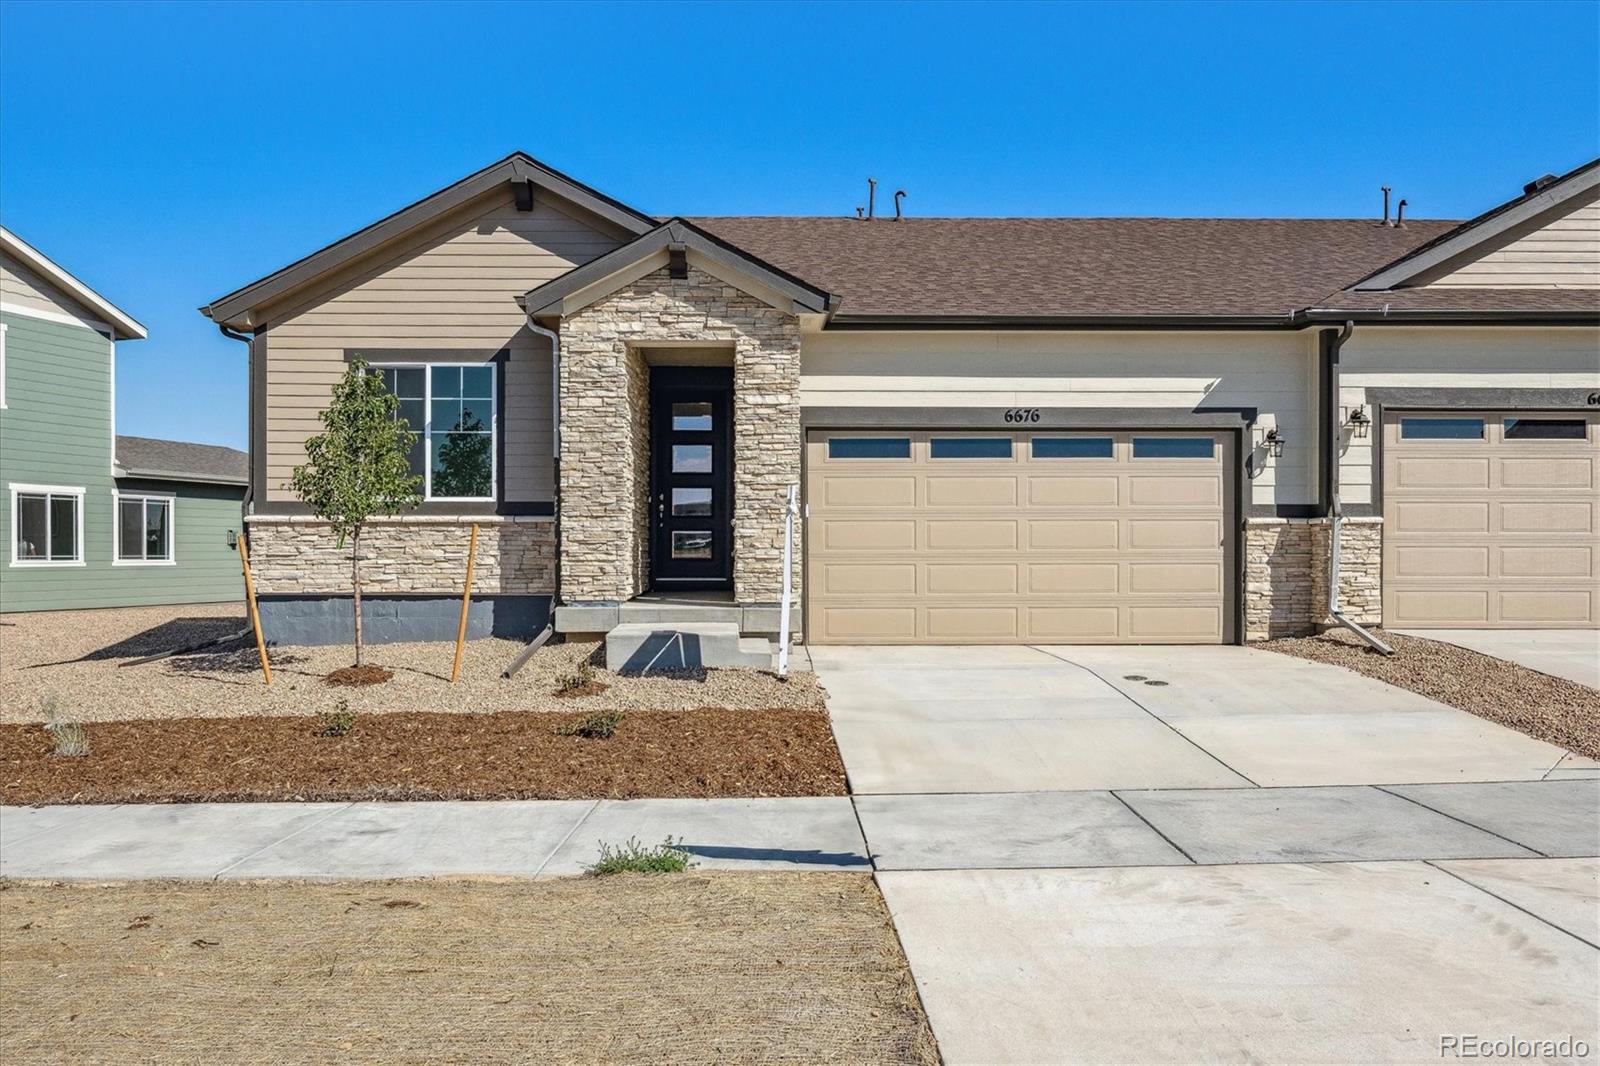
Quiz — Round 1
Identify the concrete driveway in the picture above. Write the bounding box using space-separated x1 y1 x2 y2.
1395 629 1600 689
812 644 1575 793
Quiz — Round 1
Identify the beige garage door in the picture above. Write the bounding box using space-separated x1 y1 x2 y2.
805 430 1235 644
1383 410 1599 628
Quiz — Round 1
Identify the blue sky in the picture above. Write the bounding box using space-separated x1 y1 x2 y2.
2 0 1596 450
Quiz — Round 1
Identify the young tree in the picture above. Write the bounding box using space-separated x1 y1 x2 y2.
288 359 422 666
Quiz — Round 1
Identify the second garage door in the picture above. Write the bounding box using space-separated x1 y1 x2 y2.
1382 409 1599 628
805 429 1235 644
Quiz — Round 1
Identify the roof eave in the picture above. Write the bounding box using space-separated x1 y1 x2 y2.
115 465 249 486
0 226 148 339
201 151 660 329
823 313 1306 331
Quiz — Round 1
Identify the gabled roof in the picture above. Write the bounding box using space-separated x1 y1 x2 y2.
520 218 836 317
115 435 248 485
0 226 147 339
1351 157 1600 291
691 216 1458 322
200 152 660 328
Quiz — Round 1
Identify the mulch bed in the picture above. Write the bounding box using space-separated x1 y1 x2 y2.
0 708 848 805
1264 629 1600 760
324 664 395 687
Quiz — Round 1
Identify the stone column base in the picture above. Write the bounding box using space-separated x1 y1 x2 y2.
1244 516 1382 641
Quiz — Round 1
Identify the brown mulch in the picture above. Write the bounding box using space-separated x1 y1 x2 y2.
0 708 848 806
0 874 941 1066
324 664 394 687
1264 629 1600 760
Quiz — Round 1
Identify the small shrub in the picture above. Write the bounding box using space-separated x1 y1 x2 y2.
553 660 605 698
555 710 625 739
586 836 696 876
41 694 89 758
316 699 356 738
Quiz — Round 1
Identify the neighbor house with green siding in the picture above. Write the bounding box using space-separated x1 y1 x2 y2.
0 226 246 613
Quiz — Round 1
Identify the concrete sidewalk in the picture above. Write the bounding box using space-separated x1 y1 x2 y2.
1395 628 1600 689
0 797 869 881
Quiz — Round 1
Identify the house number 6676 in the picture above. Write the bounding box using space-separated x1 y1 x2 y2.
1004 408 1041 423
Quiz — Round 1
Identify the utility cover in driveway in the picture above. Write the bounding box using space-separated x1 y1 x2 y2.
805 430 1234 643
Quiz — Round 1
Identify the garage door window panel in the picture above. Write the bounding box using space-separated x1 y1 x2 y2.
1503 418 1586 441
1032 437 1114 460
1132 437 1215 459
930 437 1013 460
1401 417 1484 440
827 437 910 460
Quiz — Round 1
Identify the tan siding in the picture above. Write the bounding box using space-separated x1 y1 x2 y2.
1338 327 1600 507
259 189 623 501
800 330 1318 510
0 252 106 328
1431 199 1600 288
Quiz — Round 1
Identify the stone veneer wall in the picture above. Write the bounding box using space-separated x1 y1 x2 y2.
243 515 555 595
558 264 803 604
1243 517 1383 640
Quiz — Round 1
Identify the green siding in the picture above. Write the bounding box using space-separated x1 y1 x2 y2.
0 311 245 611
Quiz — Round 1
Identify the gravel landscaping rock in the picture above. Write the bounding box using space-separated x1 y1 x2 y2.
1264 629 1600 760
1 605 823 723
1 874 940 1065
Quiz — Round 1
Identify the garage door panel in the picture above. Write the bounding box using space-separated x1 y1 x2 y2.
822 475 917 508
823 519 917 551
925 519 1018 552
926 606 1019 640
1499 457 1592 489
1498 546 1592 579
1028 606 1120 641
1127 518 1221 551
1028 563 1119 595
1127 474 1221 507
925 562 1020 595
1392 501 1490 534
1499 501 1593 533
1383 409 1598 629
1128 561 1224 594
1028 476 1119 507
925 476 1018 507
808 429 1233 644
1028 519 1120 551
818 563 917 596
1498 590 1594 624
1393 457 1490 489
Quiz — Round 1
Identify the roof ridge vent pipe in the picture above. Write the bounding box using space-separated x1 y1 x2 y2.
867 177 877 220
1325 320 1394 655
1395 199 1407 227
1380 186 1391 226
894 190 907 220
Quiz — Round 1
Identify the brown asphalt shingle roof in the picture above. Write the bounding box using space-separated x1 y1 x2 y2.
116 436 248 484
1318 286 1600 313
691 216 1466 319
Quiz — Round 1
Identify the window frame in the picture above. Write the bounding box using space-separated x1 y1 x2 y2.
928 436 1015 460
8 483 86 567
1399 417 1485 441
1030 435 1115 460
369 361 498 503
825 436 913 461
112 489 177 566
1502 417 1588 442
1131 436 1217 460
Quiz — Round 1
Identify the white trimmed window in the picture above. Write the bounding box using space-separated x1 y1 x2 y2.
372 363 496 502
114 491 175 565
9 484 85 566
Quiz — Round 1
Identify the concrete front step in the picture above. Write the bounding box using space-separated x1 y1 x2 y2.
556 602 789 638
604 622 774 673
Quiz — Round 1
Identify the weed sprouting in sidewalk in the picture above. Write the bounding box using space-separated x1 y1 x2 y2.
586 837 696 876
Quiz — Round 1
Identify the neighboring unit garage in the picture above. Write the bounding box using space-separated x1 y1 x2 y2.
1382 410 1599 628
805 429 1235 644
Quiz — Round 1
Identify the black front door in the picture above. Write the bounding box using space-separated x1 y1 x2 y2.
650 367 733 589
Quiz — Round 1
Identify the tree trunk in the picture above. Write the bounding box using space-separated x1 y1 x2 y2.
352 527 363 667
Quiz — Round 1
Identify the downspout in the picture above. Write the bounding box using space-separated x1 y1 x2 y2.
217 322 255 600
525 314 562 613
1325 321 1394 655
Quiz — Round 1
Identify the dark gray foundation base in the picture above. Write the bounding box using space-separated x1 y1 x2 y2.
256 595 552 646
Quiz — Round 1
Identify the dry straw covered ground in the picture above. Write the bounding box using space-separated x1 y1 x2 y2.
1266 628 1600 760
0 604 823 724
0 873 940 1066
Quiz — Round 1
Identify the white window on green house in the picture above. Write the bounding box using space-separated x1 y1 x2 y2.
374 363 496 501
115 492 175 564
10 484 85 566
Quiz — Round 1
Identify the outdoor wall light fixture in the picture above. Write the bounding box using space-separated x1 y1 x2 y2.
1263 427 1285 457
227 529 238 549
1345 404 1371 438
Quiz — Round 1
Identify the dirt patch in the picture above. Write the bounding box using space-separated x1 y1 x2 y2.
0 874 939 1066
1263 629 1600 760
0 707 847 805
324 664 395 687
1 605 823 723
